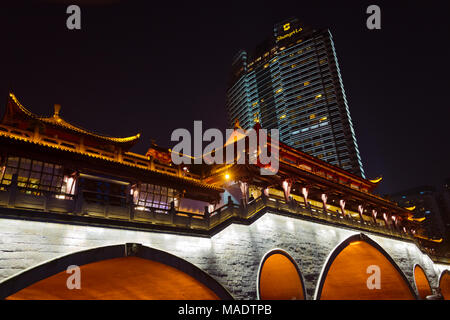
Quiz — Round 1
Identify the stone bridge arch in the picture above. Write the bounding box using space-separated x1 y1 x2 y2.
257 249 306 300
413 264 432 299
439 270 450 300
314 234 417 300
0 243 233 300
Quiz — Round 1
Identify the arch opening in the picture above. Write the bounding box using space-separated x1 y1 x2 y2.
316 235 416 300
258 250 305 300
0 243 232 300
439 270 450 300
413 265 432 299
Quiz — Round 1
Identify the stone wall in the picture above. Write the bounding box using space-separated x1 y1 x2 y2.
0 212 448 299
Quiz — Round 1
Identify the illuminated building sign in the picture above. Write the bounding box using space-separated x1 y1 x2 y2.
276 25 303 41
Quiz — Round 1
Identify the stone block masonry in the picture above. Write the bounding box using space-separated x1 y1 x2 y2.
0 212 448 299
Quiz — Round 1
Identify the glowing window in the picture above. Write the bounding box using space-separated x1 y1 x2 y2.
0 156 65 196
135 183 178 211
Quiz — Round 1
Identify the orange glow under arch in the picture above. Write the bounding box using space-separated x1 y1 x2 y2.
7 257 219 300
317 236 416 300
414 265 432 299
258 250 305 300
440 271 450 300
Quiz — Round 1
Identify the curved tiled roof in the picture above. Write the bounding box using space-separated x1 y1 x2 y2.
7 93 141 145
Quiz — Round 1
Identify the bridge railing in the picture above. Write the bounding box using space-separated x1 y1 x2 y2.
0 179 243 231
244 194 415 241
0 179 417 241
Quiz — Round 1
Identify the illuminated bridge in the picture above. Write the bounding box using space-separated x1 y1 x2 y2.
0 93 449 300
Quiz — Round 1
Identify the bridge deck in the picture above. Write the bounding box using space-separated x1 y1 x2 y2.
1 186 448 265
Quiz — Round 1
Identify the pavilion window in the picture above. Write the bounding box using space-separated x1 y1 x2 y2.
0 156 64 196
134 183 178 211
57 176 77 199
81 178 127 206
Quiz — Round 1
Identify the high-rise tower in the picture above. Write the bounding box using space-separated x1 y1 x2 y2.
226 18 365 177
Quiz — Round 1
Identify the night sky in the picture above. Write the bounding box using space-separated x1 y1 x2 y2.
1 0 449 195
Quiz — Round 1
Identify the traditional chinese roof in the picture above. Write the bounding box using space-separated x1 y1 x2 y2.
146 142 172 164
2 93 141 150
208 122 379 191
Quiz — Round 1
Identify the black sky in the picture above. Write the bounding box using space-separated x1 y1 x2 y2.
1 0 449 195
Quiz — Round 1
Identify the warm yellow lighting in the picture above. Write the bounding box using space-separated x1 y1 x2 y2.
315 94 322 99
407 216 425 222
414 235 443 243
405 206 416 211
304 81 310 86
369 177 383 183
280 114 286 119
276 27 303 41
225 174 230 180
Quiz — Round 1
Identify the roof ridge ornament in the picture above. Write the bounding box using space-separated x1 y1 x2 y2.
53 104 61 118
233 118 242 130
6 92 141 145
369 176 383 184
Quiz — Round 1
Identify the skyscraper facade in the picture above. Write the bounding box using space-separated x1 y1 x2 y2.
226 18 365 177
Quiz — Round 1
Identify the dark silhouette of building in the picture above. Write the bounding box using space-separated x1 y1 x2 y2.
390 183 450 253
